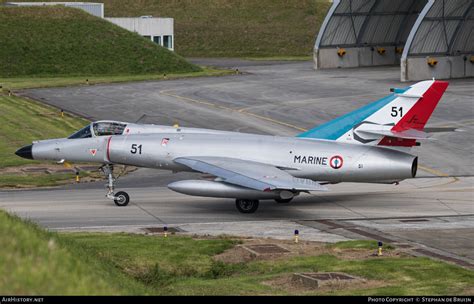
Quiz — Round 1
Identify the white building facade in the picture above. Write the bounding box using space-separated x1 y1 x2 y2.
106 17 174 51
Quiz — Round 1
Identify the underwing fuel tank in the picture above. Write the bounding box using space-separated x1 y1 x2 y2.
168 180 297 200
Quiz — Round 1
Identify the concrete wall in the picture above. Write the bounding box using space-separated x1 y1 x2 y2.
401 55 474 82
314 47 400 69
106 17 174 50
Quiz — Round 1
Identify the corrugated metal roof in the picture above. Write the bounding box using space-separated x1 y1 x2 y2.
450 6 474 53
334 0 375 14
318 0 427 48
321 15 365 45
409 20 459 54
426 0 471 18
407 0 473 55
316 0 472 54
374 0 412 13
360 14 405 44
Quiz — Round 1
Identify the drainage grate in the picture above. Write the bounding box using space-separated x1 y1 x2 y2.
303 272 355 281
21 167 48 173
244 244 290 254
143 227 181 233
399 219 429 223
393 243 413 248
79 166 100 171
345 228 394 243
292 272 361 288
314 219 347 229
413 248 473 268
54 169 74 173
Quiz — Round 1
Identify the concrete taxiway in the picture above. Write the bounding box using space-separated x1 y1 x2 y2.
3 59 474 268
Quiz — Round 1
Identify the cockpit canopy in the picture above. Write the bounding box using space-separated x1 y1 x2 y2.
93 121 126 136
68 121 127 139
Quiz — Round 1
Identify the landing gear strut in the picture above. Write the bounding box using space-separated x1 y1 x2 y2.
101 164 130 206
235 199 259 213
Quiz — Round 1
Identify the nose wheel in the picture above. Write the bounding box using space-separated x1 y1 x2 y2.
114 191 130 207
235 199 259 213
101 164 130 207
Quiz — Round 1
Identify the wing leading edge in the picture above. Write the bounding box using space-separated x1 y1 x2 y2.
174 156 327 192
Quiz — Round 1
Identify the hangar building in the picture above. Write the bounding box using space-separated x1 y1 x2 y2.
314 0 473 81
5 2 174 51
106 17 174 51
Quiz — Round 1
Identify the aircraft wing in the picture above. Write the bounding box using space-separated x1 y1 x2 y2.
174 156 327 192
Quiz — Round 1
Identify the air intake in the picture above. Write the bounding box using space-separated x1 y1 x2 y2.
411 157 418 178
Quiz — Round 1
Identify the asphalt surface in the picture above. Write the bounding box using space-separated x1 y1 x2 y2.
3 59 474 268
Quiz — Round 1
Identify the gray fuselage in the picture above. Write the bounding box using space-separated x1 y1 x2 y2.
31 125 417 184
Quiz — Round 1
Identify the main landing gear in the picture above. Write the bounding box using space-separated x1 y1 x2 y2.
101 164 130 206
235 196 295 213
274 197 293 204
235 199 259 213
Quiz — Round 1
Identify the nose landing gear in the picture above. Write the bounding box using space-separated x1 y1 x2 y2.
113 191 130 207
101 164 130 206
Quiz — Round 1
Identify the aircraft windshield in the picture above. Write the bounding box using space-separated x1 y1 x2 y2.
68 125 92 139
93 122 126 136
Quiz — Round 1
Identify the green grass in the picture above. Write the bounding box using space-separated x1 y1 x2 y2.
0 94 92 188
0 95 88 168
0 67 234 90
0 6 200 77
0 210 150 295
61 233 474 296
0 173 79 188
67 234 239 284
4 0 331 58
1 212 473 295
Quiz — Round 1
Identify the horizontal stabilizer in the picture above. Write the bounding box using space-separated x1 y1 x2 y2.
424 127 461 133
357 128 432 140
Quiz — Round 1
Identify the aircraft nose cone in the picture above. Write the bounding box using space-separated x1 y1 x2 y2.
15 144 33 160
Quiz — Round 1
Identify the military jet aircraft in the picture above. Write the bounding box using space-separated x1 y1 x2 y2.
15 80 449 213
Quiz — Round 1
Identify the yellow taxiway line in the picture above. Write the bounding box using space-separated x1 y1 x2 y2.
160 89 308 132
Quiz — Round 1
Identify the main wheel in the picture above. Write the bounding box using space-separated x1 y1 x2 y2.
235 199 259 213
275 198 293 204
114 191 130 207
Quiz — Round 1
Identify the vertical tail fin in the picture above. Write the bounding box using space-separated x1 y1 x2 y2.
297 80 449 147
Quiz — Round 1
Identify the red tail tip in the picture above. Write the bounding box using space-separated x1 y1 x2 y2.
432 80 449 93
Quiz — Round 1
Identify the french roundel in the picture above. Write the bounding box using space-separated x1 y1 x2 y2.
329 155 343 169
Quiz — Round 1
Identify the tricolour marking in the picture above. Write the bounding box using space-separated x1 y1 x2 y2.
297 90 407 140
106 136 112 162
392 80 449 132
329 155 343 169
